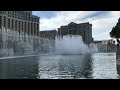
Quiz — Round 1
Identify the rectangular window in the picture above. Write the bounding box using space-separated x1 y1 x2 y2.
34 23 36 35
37 24 39 31
8 18 10 29
0 16 1 28
4 16 6 28
31 23 33 35
37 24 39 36
18 21 20 33
15 20 17 30
29 13 30 21
28 22 30 34
34 18 36 22
0 11 2 14
31 17 33 22
12 19 14 30
37 18 39 22
25 22 26 33
22 21 23 32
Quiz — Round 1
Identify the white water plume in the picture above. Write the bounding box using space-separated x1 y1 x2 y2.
0 27 98 58
0 27 53 57
55 35 98 54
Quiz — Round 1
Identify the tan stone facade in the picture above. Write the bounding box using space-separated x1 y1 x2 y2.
58 22 93 44
40 30 57 40
0 11 40 36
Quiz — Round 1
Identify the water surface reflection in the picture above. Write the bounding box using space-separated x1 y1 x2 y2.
38 54 93 79
0 53 119 79
0 56 39 79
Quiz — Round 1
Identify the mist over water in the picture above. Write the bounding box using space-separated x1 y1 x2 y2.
55 35 98 54
0 28 98 58
0 28 45 57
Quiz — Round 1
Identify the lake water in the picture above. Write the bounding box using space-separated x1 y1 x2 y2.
0 53 120 79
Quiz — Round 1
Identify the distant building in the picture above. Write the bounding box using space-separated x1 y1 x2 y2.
40 30 57 40
93 39 116 52
101 39 115 45
39 30 57 53
0 11 40 57
93 41 102 44
0 11 40 36
58 22 93 44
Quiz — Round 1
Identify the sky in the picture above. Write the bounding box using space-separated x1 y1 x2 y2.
32 11 120 41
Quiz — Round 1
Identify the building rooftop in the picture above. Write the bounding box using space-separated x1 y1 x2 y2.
32 15 40 18
60 22 92 27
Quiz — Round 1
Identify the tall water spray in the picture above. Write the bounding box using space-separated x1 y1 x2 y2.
0 27 98 58
55 35 98 54
0 27 53 58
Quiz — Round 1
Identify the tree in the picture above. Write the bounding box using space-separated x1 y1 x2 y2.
110 18 120 53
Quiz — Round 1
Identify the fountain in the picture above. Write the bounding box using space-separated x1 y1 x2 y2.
55 35 98 55
0 27 53 58
0 27 98 58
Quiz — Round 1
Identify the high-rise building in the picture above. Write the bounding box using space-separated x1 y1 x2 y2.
0 11 40 36
58 22 93 44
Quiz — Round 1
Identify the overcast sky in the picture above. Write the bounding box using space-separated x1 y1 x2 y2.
32 11 120 41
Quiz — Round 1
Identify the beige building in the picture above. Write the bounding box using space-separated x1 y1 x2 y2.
58 22 93 44
0 11 40 36
40 30 57 40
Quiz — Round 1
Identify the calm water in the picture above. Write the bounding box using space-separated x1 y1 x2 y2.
0 53 120 79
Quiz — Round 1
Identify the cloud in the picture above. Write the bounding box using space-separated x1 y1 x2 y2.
38 11 97 30
90 12 119 40
33 11 120 40
33 11 57 19
80 11 110 20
